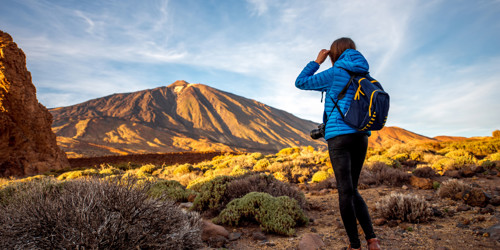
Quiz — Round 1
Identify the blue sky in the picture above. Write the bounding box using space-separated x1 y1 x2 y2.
1 0 499 137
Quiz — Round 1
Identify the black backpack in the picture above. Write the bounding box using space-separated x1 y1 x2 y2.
328 70 390 131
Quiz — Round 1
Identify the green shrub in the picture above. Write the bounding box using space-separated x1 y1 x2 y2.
231 165 249 176
191 174 307 216
364 162 410 186
214 192 308 236
148 180 196 202
376 192 432 223
311 170 330 183
432 157 456 173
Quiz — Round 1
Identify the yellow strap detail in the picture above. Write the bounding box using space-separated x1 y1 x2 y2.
354 79 365 100
368 90 380 116
371 80 378 83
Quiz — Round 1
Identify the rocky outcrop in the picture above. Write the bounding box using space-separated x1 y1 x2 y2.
0 30 69 177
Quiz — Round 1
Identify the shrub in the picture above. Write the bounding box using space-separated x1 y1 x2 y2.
277 147 300 156
412 166 437 178
0 178 203 249
367 155 401 168
485 152 500 162
432 157 456 173
445 149 476 165
365 162 410 186
437 179 470 199
250 152 265 160
99 167 123 176
493 130 500 138
138 164 159 174
173 163 193 175
253 159 270 171
214 192 308 236
148 180 196 202
311 170 330 183
392 153 409 163
376 192 433 223
191 174 307 216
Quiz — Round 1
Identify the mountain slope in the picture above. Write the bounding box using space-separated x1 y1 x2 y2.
369 126 436 148
50 81 324 157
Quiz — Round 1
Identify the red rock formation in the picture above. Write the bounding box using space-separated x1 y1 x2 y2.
0 30 69 177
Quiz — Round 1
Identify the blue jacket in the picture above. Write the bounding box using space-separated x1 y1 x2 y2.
295 49 370 140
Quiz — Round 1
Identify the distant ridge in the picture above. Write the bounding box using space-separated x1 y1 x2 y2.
369 126 436 148
50 81 324 157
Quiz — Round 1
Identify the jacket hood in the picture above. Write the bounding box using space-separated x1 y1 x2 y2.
334 49 369 74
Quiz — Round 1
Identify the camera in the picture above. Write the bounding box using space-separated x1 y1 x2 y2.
310 123 325 140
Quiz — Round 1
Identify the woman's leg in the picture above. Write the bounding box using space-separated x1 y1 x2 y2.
328 135 361 249
349 134 377 240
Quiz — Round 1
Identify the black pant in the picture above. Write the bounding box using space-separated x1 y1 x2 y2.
328 133 376 248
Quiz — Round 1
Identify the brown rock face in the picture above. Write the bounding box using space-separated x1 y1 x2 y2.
0 30 69 177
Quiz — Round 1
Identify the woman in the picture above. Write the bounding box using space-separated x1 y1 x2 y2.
295 37 381 250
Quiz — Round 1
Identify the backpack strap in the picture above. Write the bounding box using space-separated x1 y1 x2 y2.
326 74 355 121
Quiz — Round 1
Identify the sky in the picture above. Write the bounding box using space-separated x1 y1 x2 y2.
1 0 499 138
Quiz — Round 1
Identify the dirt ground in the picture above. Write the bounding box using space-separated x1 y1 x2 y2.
215 176 500 250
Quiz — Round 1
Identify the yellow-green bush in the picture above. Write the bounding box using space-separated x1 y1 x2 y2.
57 171 83 180
311 170 330 183
444 149 476 165
139 164 159 174
173 164 193 175
231 165 249 176
214 192 308 236
148 180 196 202
250 152 265 160
253 159 270 171
277 147 301 156
484 152 500 162
392 153 409 163
431 157 456 173
99 167 123 176
367 155 401 168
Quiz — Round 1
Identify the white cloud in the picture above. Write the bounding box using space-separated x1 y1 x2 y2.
246 0 269 16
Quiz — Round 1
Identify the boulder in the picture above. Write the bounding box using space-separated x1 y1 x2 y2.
410 176 433 189
456 188 489 207
298 233 325 250
0 30 69 177
201 219 228 247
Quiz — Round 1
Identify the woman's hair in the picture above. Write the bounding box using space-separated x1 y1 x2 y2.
329 37 356 64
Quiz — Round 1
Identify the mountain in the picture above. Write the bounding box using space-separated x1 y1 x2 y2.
368 126 437 148
50 81 325 157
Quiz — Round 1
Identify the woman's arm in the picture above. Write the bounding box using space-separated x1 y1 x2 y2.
295 49 334 91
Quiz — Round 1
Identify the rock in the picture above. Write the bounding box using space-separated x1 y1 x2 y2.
490 196 500 206
201 219 229 247
373 218 386 226
443 170 461 178
410 176 433 189
387 220 399 227
484 222 500 242
480 204 495 214
251 231 267 241
460 169 475 177
456 204 471 212
472 165 485 173
458 188 489 207
432 207 444 217
298 233 325 250
228 232 242 241
179 202 193 209
436 247 450 250
310 227 317 232
0 30 69 177
402 185 409 190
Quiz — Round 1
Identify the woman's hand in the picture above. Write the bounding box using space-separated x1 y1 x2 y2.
315 49 330 65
